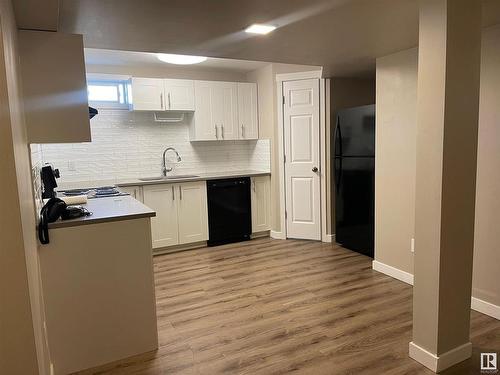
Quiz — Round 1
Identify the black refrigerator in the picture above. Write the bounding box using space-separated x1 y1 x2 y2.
334 104 375 257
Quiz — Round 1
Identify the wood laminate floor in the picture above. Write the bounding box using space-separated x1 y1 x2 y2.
76 238 500 374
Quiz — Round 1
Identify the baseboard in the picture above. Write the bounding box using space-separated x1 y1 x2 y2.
270 230 286 240
373 260 499 321
251 230 270 239
372 260 414 285
153 241 206 256
322 234 335 243
471 297 500 320
409 341 472 373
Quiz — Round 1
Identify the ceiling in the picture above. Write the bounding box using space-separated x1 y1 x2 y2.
84 48 270 74
14 0 500 78
13 0 59 31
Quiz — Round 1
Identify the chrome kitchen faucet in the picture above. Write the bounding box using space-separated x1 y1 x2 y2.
162 147 182 176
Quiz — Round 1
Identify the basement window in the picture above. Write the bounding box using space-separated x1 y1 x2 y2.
87 80 131 109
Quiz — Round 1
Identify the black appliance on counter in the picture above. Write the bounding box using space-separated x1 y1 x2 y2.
334 104 375 257
89 106 98 119
206 177 251 246
41 164 60 199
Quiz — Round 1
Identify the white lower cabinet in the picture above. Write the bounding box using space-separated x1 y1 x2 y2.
177 182 209 244
143 181 208 249
119 185 144 202
143 184 179 248
251 176 271 233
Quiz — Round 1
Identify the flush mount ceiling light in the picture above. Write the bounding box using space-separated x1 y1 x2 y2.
245 24 277 35
156 53 207 65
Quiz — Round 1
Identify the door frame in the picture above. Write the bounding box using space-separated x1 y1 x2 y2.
275 70 330 242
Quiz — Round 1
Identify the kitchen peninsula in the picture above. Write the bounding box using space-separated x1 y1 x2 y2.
38 195 158 374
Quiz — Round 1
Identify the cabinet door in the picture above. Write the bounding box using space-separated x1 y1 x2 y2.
19 31 90 143
164 79 195 111
212 82 238 140
251 176 271 233
193 81 217 140
143 184 179 248
177 182 209 244
237 83 259 139
119 185 143 203
131 78 164 111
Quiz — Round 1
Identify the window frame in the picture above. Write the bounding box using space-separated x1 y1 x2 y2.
87 79 131 110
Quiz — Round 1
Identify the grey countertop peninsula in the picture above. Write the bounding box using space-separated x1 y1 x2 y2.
48 195 156 229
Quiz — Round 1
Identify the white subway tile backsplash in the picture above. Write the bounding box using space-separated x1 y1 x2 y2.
30 143 43 213
37 108 270 184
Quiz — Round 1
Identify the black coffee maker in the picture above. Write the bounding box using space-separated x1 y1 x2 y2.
41 165 60 199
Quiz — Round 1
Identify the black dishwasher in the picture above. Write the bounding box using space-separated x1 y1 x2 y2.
207 177 251 246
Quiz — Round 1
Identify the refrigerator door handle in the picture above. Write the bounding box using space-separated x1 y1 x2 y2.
334 116 343 157
334 157 342 190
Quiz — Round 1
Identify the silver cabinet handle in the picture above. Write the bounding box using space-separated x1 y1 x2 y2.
221 125 224 139
171 185 174 200
241 124 244 139
160 93 164 109
252 180 256 192
179 185 182 200
168 92 171 109
215 125 218 139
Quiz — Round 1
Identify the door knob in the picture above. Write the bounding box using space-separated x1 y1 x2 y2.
312 167 318 173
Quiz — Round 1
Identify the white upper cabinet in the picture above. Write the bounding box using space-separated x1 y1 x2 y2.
131 78 165 111
131 78 194 111
237 83 259 140
214 82 239 140
192 81 217 140
131 77 258 141
19 31 90 143
164 79 195 111
191 81 238 141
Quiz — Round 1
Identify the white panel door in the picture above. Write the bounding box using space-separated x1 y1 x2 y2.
164 79 195 111
193 81 217 140
177 182 209 244
213 82 238 140
237 82 259 139
283 79 321 240
143 184 179 248
131 78 164 111
251 176 271 232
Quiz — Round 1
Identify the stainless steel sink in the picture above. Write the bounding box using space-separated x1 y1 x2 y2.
138 175 199 181
138 176 164 181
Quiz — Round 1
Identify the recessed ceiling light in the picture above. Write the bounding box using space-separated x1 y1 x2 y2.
156 53 207 65
245 24 277 35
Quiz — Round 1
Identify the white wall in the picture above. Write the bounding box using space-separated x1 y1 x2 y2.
375 49 417 274
0 1 46 373
473 25 500 307
38 108 270 185
375 25 500 310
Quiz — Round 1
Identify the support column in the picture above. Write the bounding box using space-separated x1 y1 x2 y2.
410 0 482 373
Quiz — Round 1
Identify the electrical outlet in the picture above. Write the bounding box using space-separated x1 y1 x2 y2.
68 160 76 171
411 238 415 253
